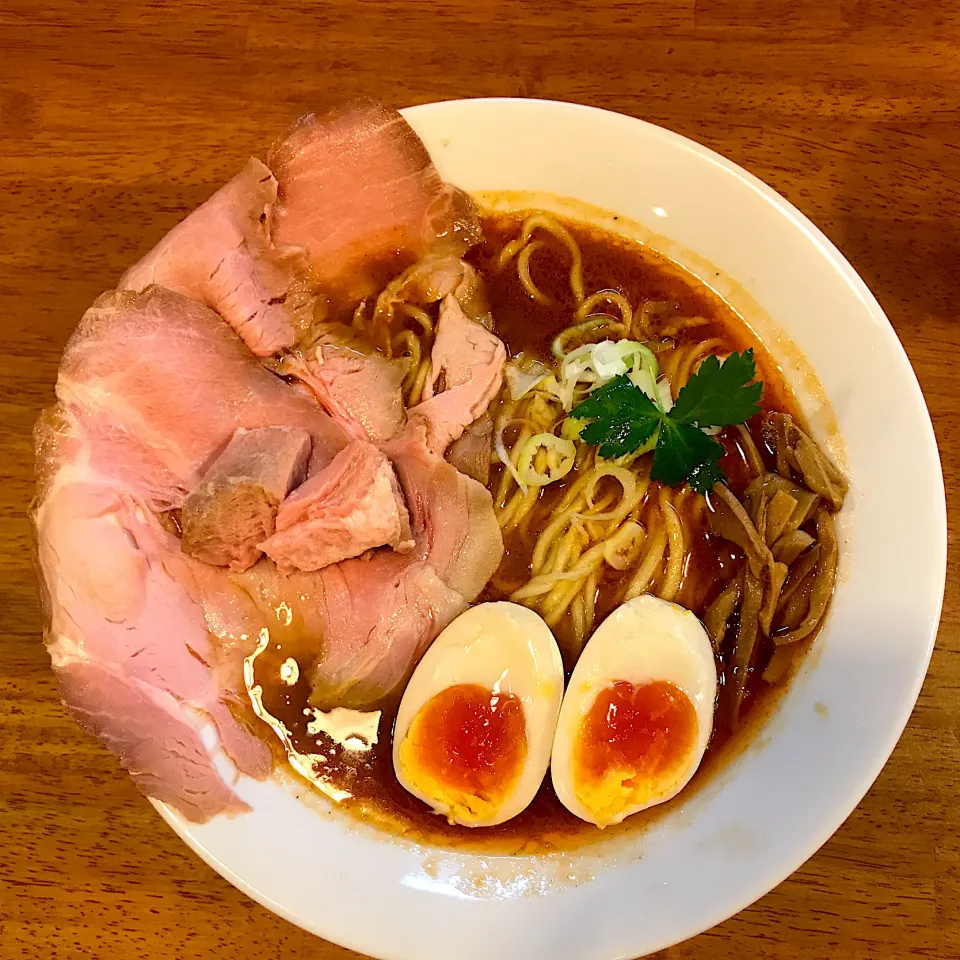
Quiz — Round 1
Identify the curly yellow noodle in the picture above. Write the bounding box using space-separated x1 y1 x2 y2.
660 343 685 389
517 240 550 304
658 487 688 602
501 486 541 533
542 558 601 625
549 535 603 598
691 492 709 527
496 481 528 526
392 330 422 389
583 570 598 629
517 532 596 604
659 315 711 338
511 568 580 601
550 525 585 577
407 357 431 407
514 455 657 644
675 338 727 392
575 290 633 334
495 213 585 304
539 527 570 576
540 574 584 622
531 510 574 572
396 302 434 337
554 466 597 513
584 516 610 541
624 508 668 600
636 299 679 337
571 594 587 649
532 487 615 580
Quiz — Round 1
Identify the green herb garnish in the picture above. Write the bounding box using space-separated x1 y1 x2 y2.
571 349 763 493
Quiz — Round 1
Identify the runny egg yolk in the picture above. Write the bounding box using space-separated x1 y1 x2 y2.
573 679 698 827
397 683 528 824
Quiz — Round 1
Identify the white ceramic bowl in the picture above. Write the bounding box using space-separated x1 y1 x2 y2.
154 99 947 959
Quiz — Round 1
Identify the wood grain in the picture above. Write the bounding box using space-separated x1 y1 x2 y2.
1 2 957 958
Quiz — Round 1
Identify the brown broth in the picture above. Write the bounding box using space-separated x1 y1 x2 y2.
252 210 814 852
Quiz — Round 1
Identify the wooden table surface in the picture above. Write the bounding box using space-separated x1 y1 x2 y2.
2 2 957 958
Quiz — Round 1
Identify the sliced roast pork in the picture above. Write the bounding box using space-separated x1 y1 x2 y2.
35 423 271 822
231 423 503 709
387 421 503 601
33 100 501 824
57 286 348 508
120 160 314 357
268 101 481 302
446 411 494 485
410 294 506 454
309 429 503 706
261 440 413 572
371 254 474 322
382 253 468 305
234 554 467 712
181 426 311 571
281 344 407 443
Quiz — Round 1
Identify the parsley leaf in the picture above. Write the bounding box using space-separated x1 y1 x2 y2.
670 349 763 427
652 420 723 487
686 455 726 494
570 350 762 490
575 377 661 458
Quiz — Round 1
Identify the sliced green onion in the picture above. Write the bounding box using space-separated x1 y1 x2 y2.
560 338 658 391
628 366 658 400
627 365 674 416
627 342 658 380
558 342 596 381
593 341 636 380
517 433 577 486
656 378 674 413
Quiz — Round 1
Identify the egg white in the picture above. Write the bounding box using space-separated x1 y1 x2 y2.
551 594 717 827
393 602 564 827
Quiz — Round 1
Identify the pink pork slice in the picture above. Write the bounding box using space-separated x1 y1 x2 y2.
410 294 506 454
33 102 501 822
268 101 480 302
446 411 493 485
181 426 311 571
260 440 413 573
312 422 504 705
281 344 407 443
233 420 504 709
56 286 348 509
120 159 314 357
34 437 272 823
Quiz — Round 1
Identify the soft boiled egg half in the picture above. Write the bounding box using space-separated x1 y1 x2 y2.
393 602 563 827
551 595 717 828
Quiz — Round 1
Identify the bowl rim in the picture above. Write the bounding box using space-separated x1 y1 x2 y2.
154 96 948 959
